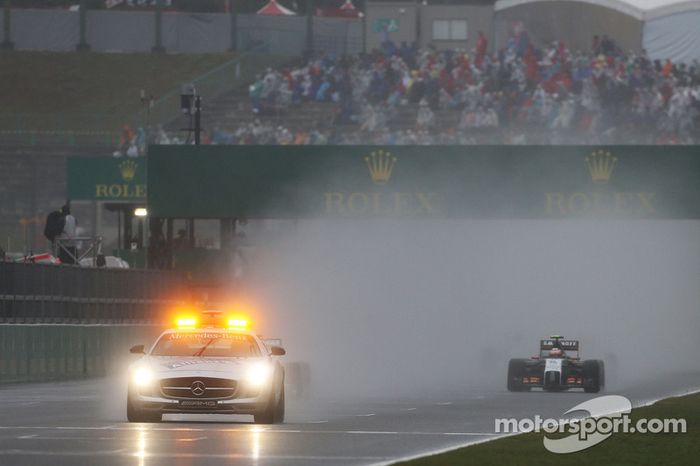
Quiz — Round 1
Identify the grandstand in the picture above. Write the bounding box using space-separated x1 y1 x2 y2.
2 0 700 255
4 1 698 149
163 37 700 146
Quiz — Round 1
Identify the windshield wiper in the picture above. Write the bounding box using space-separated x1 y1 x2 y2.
192 338 215 357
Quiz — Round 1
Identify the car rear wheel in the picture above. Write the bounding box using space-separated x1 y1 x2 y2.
583 360 604 393
126 391 162 423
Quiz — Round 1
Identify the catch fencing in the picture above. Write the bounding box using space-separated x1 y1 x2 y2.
0 262 312 392
4 9 362 56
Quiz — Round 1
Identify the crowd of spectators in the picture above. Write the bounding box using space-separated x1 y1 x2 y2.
115 30 700 152
240 32 700 145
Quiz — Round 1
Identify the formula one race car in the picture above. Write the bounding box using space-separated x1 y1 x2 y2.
507 336 604 393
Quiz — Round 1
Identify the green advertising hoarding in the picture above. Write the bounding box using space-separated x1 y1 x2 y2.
67 157 146 202
147 146 700 219
373 18 399 33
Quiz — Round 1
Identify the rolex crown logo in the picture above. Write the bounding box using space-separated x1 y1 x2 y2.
585 150 617 184
365 150 397 185
119 160 137 182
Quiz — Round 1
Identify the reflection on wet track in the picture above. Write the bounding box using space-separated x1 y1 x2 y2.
0 375 698 466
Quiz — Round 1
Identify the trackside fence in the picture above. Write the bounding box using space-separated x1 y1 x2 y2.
0 262 187 323
0 324 162 383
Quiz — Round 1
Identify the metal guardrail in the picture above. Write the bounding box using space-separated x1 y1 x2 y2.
0 262 187 323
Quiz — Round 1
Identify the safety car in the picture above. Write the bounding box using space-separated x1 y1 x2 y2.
127 311 286 423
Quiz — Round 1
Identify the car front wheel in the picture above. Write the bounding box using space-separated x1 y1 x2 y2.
126 390 162 423
254 384 285 424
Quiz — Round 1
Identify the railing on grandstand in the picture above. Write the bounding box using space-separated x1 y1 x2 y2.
0 42 276 148
0 261 187 324
0 113 124 147
133 42 273 134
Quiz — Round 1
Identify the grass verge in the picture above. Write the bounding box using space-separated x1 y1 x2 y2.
396 392 700 466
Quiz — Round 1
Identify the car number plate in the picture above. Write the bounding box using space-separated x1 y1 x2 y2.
179 400 218 408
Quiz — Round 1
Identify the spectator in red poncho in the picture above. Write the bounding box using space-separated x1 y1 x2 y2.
662 59 673 78
524 45 539 83
475 31 488 69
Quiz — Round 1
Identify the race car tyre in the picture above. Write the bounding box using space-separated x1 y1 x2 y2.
583 359 604 393
274 386 285 424
254 384 285 424
507 359 528 392
597 360 606 388
126 390 163 422
126 392 162 423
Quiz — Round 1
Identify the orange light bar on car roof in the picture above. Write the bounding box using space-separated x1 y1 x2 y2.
176 317 197 328
227 318 249 329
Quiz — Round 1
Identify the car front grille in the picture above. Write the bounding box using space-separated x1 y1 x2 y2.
160 377 237 399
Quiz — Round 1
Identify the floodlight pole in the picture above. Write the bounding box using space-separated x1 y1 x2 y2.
2 0 13 50
306 0 314 57
360 2 367 54
152 0 165 54
76 0 90 51
187 93 201 255
228 0 237 52
140 89 154 148
194 95 201 145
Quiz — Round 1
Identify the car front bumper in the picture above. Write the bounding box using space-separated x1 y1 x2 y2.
129 381 273 415
131 393 267 414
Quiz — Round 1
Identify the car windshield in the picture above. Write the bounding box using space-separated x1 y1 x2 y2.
151 332 261 357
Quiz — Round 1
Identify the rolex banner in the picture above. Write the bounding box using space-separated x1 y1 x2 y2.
67 157 146 202
146 146 700 219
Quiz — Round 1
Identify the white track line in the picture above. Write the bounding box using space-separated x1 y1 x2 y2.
368 386 700 466
0 450 391 461
0 426 498 437
176 436 208 442
16 436 119 441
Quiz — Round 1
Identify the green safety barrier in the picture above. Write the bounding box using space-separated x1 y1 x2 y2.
0 324 162 384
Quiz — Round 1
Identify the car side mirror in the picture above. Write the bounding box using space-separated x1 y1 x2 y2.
130 344 145 354
270 345 286 356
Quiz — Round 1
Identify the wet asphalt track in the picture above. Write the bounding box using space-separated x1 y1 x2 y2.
0 373 698 466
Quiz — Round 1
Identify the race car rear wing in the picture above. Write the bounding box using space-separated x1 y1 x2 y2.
540 339 579 351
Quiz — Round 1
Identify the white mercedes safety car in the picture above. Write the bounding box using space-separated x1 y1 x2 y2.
127 313 286 424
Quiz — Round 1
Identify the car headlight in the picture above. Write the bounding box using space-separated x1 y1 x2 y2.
246 363 272 387
132 367 154 387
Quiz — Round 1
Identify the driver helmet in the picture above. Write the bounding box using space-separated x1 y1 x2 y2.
549 347 564 358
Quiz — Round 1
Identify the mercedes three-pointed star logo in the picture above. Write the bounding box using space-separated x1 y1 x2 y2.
190 380 206 396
